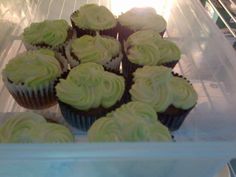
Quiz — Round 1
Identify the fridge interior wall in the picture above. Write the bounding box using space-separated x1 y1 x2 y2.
0 0 236 177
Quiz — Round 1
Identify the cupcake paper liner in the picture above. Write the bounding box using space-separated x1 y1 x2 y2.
158 106 194 131
70 10 118 38
58 95 125 131
4 79 57 110
65 39 123 73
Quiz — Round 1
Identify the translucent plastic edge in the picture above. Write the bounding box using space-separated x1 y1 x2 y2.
0 142 235 160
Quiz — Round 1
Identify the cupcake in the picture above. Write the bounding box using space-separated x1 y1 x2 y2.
22 19 72 55
2 49 67 109
65 34 122 73
118 7 167 42
88 101 172 142
70 4 118 38
0 112 74 143
123 30 181 82
56 62 125 131
129 66 198 131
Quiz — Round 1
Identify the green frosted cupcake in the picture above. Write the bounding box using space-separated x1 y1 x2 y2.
71 4 118 38
129 66 198 131
88 101 172 142
118 7 167 42
65 34 122 73
123 30 181 82
0 112 74 143
56 62 125 131
22 19 72 54
2 49 67 109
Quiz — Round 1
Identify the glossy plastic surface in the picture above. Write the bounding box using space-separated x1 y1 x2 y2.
0 0 236 177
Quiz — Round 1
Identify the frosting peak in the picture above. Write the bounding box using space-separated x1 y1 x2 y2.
56 62 124 110
22 19 69 47
71 34 120 64
130 66 197 111
71 4 117 30
88 101 172 142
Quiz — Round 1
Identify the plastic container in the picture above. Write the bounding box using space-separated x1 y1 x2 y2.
0 0 236 177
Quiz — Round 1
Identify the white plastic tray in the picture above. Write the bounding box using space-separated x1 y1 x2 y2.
0 0 236 177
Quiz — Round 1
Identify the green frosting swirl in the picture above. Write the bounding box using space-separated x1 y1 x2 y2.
2 50 62 88
126 30 181 65
56 62 124 110
130 66 197 111
88 101 172 142
130 66 173 112
170 77 198 109
0 112 74 143
71 35 120 64
71 4 116 30
23 19 69 47
118 7 166 32
158 40 181 63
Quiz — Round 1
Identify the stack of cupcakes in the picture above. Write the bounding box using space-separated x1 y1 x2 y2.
1 4 198 143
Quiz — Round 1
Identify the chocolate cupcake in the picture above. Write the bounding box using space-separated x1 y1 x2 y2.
88 101 172 142
2 49 67 109
0 112 74 143
118 7 167 42
65 34 122 73
71 4 118 38
22 19 73 55
129 66 198 131
123 30 181 83
56 62 125 131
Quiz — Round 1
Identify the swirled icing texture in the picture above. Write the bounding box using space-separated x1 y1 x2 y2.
56 62 124 110
22 19 69 47
130 66 197 112
118 7 166 32
88 101 172 142
71 35 120 64
0 112 74 143
2 50 62 88
125 30 181 65
71 4 117 30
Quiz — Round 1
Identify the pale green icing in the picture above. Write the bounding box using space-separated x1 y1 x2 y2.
126 30 181 65
118 7 166 32
0 112 74 143
170 77 198 109
88 101 172 142
130 66 173 112
3 50 62 88
126 30 161 45
23 19 69 47
157 40 181 63
71 34 120 64
130 66 197 111
71 4 116 30
56 62 124 110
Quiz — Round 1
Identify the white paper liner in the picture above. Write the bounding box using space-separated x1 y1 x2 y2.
3 75 57 109
65 39 123 72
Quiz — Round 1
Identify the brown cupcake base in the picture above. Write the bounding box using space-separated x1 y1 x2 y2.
157 105 194 131
58 94 125 131
5 80 57 110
